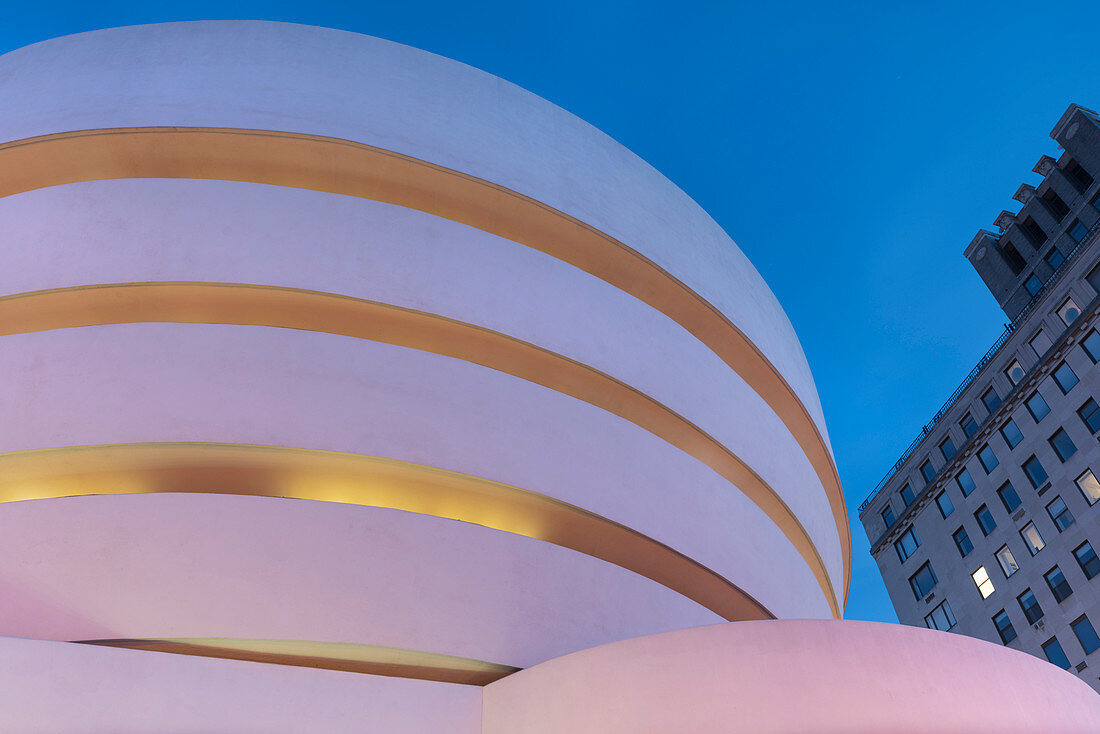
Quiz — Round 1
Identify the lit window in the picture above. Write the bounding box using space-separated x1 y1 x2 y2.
935 492 954 518
1017 588 1043 623
1083 331 1100 363
1053 362 1079 394
1020 522 1045 556
1005 359 1026 384
1072 615 1100 655
1058 297 1081 325
993 610 1016 644
939 436 957 461
1000 419 1023 449
1024 274 1043 296
982 387 1002 413
924 600 957 632
960 413 979 438
881 504 896 528
1045 565 1073 602
973 566 995 599
920 461 936 484
910 562 938 600
975 505 997 536
1030 330 1053 357
1078 399 1100 433
996 545 1020 578
978 445 999 474
1046 248 1066 270
1073 541 1100 580
956 469 976 496
1043 637 1071 669
1068 219 1089 243
1049 427 1078 462
997 482 1021 513
1023 455 1048 488
954 526 974 557
1026 391 1050 422
1046 497 1075 532
901 484 915 507
894 526 920 563
1076 469 1100 506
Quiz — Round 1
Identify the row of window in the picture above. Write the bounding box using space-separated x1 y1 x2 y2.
993 609 1100 672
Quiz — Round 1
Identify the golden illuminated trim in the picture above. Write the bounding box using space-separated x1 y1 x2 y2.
0 126 850 606
0 281 838 617
75 637 519 686
0 442 775 622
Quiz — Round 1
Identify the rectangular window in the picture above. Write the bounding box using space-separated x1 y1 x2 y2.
973 566 995 599
1064 159 1094 193
960 413 979 438
920 460 936 484
935 492 955 518
1020 216 1047 247
1005 359 1026 385
924 600 957 632
982 387 1001 413
1083 331 1100 363
1003 242 1027 275
1045 248 1067 270
1024 273 1044 296
1026 392 1050 422
1017 588 1044 624
975 505 997 536
1054 362 1079 394
1020 522 1045 556
901 484 915 507
978 445 999 474
1076 469 1100 506
881 504 896 528
1046 496 1075 532
997 545 1020 578
1049 427 1078 462
1000 419 1023 449
993 610 1017 644
1023 455 1049 488
1058 298 1081 325
1073 541 1100 580
894 526 920 563
956 469 976 497
910 562 938 600
1041 186 1071 220
954 526 974 557
1045 565 1073 602
1069 219 1089 243
939 436 957 461
1078 399 1100 433
997 482 1021 513
1043 637 1072 669
1072 615 1100 655
1031 330 1053 357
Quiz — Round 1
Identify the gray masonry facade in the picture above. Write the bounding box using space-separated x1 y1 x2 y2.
860 104 1100 692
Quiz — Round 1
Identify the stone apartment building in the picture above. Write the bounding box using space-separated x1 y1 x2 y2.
860 104 1100 691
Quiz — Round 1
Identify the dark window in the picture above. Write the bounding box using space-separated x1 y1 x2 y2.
956 469 976 496
901 484 915 507
881 505 896 528
1000 419 1023 449
1069 219 1089 244
982 387 1001 413
909 562 938 600
924 600 956 631
1024 273 1043 296
894 526 920 563
920 460 937 484
939 436 957 461
975 504 997 536
1018 588 1044 624
1026 392 1050 422
1043 637 1072 669
1078 399 1100 433
1041 187 1071 220
997 482 1021 513
1093 189 1100 212
1019 216 1047 247
1023 455 1049 488
1072 615 1100 655
1002 242 1027 274
1045 565 1073 602
1074 541 1100 580
1083 331 1100 363
1046 496 1075 532
954 526 974 557
960 413 979 438
1045 248 1067 270
978 445 999 474
1064 159 1094 193
1049 428 1078 462
936 492 954 518
993 610 1017 644
1053 363 1079 394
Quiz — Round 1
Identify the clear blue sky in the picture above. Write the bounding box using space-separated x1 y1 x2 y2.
4 1 1100 623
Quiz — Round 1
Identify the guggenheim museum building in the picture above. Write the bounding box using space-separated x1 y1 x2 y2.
0 20 1097 732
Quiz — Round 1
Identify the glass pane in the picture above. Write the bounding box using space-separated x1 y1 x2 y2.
1072 617 1100 655
1020 523 1045 555
996 546 1020 577
1001 420 1023 448
1027 393 1050 422
936 493 954 518
1043 638 1071 669
1054 363 1079 393
956 470 976 496
1077 470 1100 505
